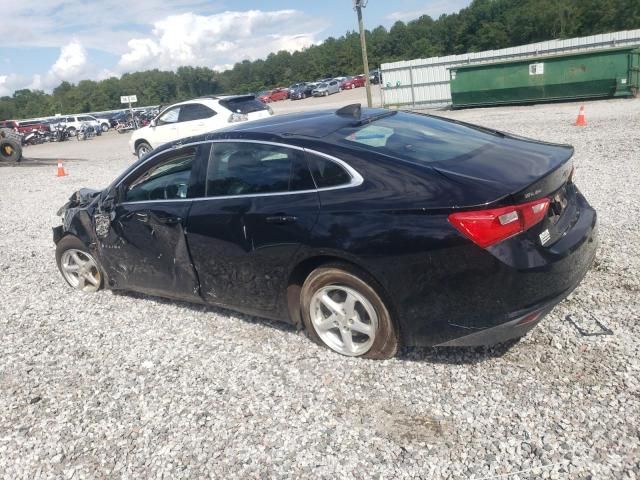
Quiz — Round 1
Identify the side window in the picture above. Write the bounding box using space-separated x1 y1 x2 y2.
178 104 216 122
307 154 352 188
157 107 181 126
66 117 75 123
78 116 92 122
125 148 196 202
205 142 314 197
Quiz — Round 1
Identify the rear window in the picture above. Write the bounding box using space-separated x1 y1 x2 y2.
335 111 500 164
219 96 269 114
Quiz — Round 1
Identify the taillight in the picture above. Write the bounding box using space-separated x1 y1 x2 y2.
448 198 550 248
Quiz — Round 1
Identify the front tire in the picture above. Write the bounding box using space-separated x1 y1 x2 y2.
56 236 104 293
101 123 109 132
300 265 398 359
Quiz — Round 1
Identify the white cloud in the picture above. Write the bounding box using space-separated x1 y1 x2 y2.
387 0 469 22
51 41 88 79
116 10 322 73
0 6 327 95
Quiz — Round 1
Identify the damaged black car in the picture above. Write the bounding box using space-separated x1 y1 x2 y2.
54 105 598 359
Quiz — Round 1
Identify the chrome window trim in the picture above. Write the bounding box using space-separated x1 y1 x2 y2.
118 138 363 206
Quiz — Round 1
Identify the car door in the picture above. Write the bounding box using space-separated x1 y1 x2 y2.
178 103 218 138
149 105 183 147
97 144 207 300
186 140 320 315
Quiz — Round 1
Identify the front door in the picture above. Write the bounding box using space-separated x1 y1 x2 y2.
186 141 319 315
98 145 205 300
149 105 183 148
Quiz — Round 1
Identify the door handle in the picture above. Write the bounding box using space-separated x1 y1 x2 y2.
157 215 182 225
265 215 298 224
135 212 149 222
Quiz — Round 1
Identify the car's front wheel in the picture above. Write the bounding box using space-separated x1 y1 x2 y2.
136 141 152 159
56 236 103 293
101 123 109 132
300 265 398 359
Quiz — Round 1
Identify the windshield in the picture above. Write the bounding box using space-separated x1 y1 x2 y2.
332 111 501 164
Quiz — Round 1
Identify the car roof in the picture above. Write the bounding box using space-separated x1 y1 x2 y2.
217 104 389 138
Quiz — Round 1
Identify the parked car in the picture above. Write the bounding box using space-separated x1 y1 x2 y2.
53 115 110 135
129 95 273 159
0 119 51 134
289 83 316 100
54 104 597 359
257 88 289 103
312 80 341 96
342 75 366 89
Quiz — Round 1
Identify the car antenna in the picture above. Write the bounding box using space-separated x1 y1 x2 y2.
336 103 362 119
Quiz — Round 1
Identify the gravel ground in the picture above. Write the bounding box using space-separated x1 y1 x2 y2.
0 99 639 479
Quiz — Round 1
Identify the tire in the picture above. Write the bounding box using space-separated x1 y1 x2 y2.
67 127 76 137
136 141 152 160
300 264 398 359
101 123 109 132
56 236 104 293
0 137 22 163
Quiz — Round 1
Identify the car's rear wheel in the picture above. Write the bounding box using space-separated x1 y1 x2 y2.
56 236 103 293
300 265 398 359
101 123 109 132
136 141 152 159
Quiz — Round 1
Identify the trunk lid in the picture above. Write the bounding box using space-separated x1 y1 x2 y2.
433 134 575 247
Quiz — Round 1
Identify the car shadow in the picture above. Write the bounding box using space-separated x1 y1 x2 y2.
111 289 298 334
396 339 521 365
111 289 520 365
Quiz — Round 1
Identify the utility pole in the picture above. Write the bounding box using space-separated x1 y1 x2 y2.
354 0 372 107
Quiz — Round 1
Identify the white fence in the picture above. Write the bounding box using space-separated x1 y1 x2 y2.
380 29 640 108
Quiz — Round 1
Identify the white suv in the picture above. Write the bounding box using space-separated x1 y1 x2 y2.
129 95 273 159
55 115 110 135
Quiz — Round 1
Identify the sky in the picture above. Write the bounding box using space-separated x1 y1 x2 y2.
0 0 471 97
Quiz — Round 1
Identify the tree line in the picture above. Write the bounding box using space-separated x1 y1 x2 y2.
1 0 639 119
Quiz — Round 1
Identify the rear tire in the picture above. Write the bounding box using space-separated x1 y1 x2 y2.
0 136 22 163
136 141 152 160
300 264 398 359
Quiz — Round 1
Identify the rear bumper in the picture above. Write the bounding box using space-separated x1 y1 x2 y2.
434 292 560 347
396 189 598 347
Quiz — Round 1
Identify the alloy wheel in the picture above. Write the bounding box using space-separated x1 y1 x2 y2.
60 249 102 292
310 285 378 356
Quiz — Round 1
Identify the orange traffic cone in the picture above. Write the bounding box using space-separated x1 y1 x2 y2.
56 160 68 177
575 105 587 126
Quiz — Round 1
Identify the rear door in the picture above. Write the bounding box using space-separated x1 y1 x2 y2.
178 103 218 138
186 140 319 314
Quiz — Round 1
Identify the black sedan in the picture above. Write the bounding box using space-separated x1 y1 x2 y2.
289 82 316 100
53 104 597 359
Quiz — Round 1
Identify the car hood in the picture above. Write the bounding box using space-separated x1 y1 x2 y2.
56 188 102 216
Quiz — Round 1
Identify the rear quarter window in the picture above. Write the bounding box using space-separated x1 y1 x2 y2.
307 154 352 188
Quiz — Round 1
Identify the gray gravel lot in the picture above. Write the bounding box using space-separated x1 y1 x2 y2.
1 98 639 479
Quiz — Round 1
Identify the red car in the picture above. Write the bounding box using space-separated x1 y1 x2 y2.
1 120 51 134
342 75 366 89
258 88 289 103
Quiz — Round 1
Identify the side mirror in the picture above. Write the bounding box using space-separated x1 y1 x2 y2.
150 119 157 127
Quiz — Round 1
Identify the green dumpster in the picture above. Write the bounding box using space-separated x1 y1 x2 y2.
450 47 640 108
